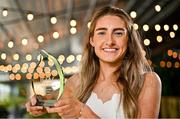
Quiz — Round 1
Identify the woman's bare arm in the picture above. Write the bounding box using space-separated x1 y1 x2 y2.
138 72 162 118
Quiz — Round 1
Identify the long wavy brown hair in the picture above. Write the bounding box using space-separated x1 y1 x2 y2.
75 6 152 118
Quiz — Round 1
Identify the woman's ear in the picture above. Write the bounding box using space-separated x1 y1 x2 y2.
90 38 94 47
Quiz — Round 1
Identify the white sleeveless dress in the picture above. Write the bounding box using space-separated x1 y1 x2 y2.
86 92 125 119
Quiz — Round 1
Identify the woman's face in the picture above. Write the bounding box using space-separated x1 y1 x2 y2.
90 15 128 64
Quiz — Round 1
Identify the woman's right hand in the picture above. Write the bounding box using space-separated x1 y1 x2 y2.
25 95 47 117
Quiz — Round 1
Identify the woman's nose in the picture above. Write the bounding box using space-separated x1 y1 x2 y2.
105 34 115 45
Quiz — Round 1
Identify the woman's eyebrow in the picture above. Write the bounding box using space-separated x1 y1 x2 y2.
113 28 126 31
95 27 126 31
95 27 107 31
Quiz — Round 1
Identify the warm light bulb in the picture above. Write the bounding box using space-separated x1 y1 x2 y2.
1 53 6 60
27 13 34 21
13 53 19 61
22 38 28 46
8 41 14 48
37 35 44 43
133 23 139 30
70 19 77 27
26 54 32 61
130 11 137 18
143 24 149 31
50 16 57 24
53 32 59 39
156 36 163 43
2 9 8 17
155 24 161 31
144 39 150 46
155 5 161 12
70 27 77 34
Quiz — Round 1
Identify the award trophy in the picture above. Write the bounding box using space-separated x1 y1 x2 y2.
31 50 65 107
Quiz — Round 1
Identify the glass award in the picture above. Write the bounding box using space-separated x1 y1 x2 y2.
31 50 65 107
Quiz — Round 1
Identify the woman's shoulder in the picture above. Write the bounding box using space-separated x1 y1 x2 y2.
143 72 161 87
139 71 162 100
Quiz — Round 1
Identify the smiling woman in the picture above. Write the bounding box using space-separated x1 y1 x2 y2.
26 6 161 119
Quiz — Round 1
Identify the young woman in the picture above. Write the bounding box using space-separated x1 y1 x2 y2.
26 6 161 119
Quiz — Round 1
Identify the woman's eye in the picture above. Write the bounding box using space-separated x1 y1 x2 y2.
114 32 123 36
97 32 105 35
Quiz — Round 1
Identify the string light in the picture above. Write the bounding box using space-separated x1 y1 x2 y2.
21 38 28 46
12 66 18 73
2 9 8 17
76 54 82 62
160 61 165 68
9 73 15 80
15 74 21 80
39 72 45 79
58 55 65 64
50 16 57 24
174 62 179 68
144 39 150 46
70 27 77 34
30 62 36 68
66 55 75 63
169 31 175 38
7 64 12 71
53 31 59 39
167 61 172 68
26 54 32 61
172 52 178 59
130 11 137 18
164 24 169 31
39 61 45 67
143 24 149 31
173 24 178 31
33 72 39 79
28 67 34 73
37 67 43 73
133 23 139 30
26 73 32 79
155 5 161 12
155 24 161 31
48 59 54 67
44 67 51 73
167 49 173 56
27 13 34 21
156 35 163 43
13 53 20 61
14 64 20 71
1 53 6 60
8 41 14 48
51 70 58 77
70 19 77 27
37 35 44 43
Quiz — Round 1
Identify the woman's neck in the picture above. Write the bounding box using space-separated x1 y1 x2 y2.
99 61 121 82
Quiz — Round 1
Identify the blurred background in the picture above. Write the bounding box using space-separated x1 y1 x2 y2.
0 0 179 118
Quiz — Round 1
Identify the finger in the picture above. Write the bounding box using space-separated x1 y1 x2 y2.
28 106 44 112
25 101 31 112
30 110 45 117
46 104 70 114
54 98 71 107
31 95 37 106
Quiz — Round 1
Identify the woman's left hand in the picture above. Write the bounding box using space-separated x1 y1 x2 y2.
46 95 83 118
